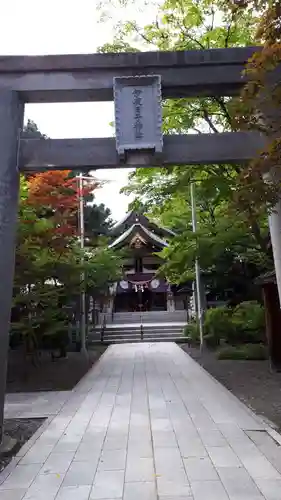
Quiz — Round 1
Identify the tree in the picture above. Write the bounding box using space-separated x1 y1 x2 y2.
224 1 281 210
99 0 272 299
22 119 47 139
27 170 98 242
84 202 113 242
157 185 270 301
12 121 123 357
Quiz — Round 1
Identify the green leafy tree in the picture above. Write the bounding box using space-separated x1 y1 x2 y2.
84 202 113 242
99 0 272 299
12 122 123 358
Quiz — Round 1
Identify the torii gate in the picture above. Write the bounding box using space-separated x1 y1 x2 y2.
0 45 279 440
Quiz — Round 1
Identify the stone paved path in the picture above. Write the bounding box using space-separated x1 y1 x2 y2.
5 392 71 419
1 342 281 499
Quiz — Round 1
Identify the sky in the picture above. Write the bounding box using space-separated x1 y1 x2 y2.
0 0 155 222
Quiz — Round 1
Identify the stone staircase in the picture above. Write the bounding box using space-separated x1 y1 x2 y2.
105 310 187 325
89 311 188 344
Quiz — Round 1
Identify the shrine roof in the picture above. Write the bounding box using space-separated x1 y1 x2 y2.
110 211 175 238
109 222 168 250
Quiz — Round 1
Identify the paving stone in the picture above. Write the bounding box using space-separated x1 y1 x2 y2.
258 444 281 474
125 457 155 482
74 444 101 463
184 456 219 481
191 480 229 500
208 446 242 468
151 418 173 432
56 485 91 500
62 461 97 487
98 449 126 471
254 478 281 500
161 466 191 483
197 429 227 448
152 430 178 448
90 470 124 499
20 445 54 465
154 448 184 471
158 497 193 500
127 442 153 458
53 438 82 453
177 438 208 458
41 452 74 475
156 475 192 497
241 454 281 480
218 466 264 499
0 491 26 500
3 343 281 500
23 472 64 499
123 481 157 500
103 434 128 451
0 464 42 490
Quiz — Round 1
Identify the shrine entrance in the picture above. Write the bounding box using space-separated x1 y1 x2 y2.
114 288 167 313
114 281 167 313
0 45 279 441
114 287 153 312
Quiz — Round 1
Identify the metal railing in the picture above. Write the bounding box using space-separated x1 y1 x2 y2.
100 313 106 343
140 312 144 341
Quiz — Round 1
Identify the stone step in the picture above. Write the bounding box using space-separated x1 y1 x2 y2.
93 326 185 333
88 325 186 344
105 311 187 324
89 337 189 345
104 330 183 338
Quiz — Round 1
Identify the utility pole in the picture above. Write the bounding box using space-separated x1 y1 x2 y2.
190 181 204 351
77 172 92 358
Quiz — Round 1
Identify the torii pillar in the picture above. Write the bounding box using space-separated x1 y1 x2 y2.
0 91 24 443
264 167 281 307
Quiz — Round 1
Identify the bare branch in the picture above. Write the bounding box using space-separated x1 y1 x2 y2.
212 97 233 127
182 31 206 50
225 24 232 47
202 108 219 133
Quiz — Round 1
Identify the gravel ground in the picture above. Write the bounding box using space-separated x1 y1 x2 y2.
0 418 45 472
6 346 107 392
181 345 281 432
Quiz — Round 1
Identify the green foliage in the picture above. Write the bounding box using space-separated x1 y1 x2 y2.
99 0 272 302
184 321 200 344
217 343 267 360
84 203 113 241
204 306 234 346
231 301 265 343
11 286 70 358
202 301 265 347
13 136 124 360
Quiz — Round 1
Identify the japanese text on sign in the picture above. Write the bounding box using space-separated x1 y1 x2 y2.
132 88 144 140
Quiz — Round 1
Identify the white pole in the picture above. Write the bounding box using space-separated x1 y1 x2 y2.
78 172 87 357
190 181 204 350
264 168 281 306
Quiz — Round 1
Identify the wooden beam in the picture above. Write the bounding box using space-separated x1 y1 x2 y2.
0 47 261 102
20 131 266 171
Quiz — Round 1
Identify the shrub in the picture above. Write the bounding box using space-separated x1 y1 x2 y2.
232 301 265 343
184 322 200 344
204 306 233 346
217 343 267 360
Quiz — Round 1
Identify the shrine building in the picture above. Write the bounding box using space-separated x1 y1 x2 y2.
107 211 189 315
